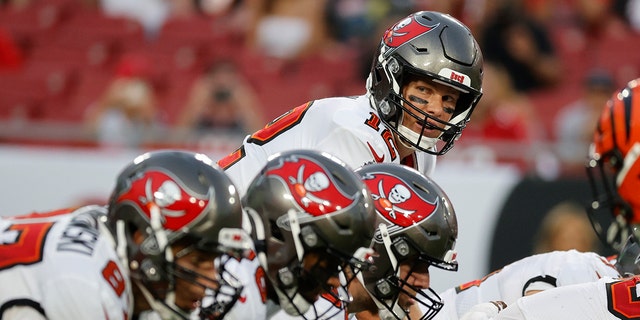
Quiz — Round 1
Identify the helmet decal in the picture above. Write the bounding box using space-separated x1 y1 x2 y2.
266 155 356 216
117 170 209 230
383 15 438 49
363 172 436 227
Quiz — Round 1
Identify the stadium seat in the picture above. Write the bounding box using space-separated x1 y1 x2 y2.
0 0 72 55
0 73 46 120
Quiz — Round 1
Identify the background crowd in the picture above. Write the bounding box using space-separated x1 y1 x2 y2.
1 0 639 178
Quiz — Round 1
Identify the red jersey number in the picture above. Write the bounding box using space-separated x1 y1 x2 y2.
102 260 126 297
607 276 640 319
0 209 73 270
0 221 53 271
218 102 312 169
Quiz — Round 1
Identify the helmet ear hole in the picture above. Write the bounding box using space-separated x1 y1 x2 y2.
270 219 285 242
379 100 397 119
611 150 625 171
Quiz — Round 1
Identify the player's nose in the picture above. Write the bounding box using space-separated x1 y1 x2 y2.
410 271 430 289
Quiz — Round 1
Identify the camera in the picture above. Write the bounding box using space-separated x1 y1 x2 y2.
213 88 232 102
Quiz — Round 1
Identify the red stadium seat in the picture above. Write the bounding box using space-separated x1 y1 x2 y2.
0 1 72 55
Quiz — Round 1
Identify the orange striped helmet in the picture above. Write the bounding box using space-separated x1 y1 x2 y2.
587 78 640 250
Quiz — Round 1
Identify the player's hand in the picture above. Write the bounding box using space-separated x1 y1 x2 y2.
459 301 507 320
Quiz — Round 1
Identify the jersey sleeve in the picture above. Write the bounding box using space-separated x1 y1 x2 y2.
510 279 611 320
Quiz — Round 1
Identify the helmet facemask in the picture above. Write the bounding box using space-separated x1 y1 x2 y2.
361 224 452 320
374 61 479 156
119 206 245 320
268 209 373 319
587 148 631 251
614 234 640 276
197 255 246 320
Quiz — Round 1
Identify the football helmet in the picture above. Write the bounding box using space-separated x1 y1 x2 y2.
614 234 640 277
242 149 377 318
587 78 640 251
106 150 251 319
367 11 483 155
355 163 458 320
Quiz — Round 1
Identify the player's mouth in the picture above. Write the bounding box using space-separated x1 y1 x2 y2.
416 119 440 133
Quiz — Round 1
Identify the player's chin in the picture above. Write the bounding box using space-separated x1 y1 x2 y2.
175 289 207 312
176 297 202 313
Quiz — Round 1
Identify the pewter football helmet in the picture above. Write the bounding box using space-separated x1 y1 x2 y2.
107 150 249 319
356 163 458 320
367 11 483 155
243 149 377 318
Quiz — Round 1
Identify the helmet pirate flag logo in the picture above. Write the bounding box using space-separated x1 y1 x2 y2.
383 14 438 48
117 170 209 230
266 155 356 216
362 171 436 228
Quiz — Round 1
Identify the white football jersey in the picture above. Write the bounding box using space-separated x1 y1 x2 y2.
217 94 436 319
218 94 436 195
0 206 131 320
493 275 638 320
432 250 621 320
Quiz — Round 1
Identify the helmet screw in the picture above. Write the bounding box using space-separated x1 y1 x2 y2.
377 280 392 296
301 226 318 247
380 100 392 115
278 268 295 286
394 240 410 257
388 58 400 74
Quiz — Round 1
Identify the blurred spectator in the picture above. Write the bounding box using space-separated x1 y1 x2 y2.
479 1 561 93
571 0 631 40
325 0 378 46
458 63 543 170
84 53 162 148
1 0 33 9
325 0 406 80
198 0 253 40
554 69 615 164
0 26 23 71
533 200 601 254
175 59 265 139
410 0 480 33
244 0 337 59
624 0 640 31
98 0 170 38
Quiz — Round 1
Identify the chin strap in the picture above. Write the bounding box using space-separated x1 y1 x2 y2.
357 223 407 320
397 125 438 151
274 209 313 316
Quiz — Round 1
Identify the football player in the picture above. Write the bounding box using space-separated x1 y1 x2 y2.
351 163 459 320
202 150 377 319
271 163 460 320
0 150 251 320
459 78 640 320
216 10 483 318
431 250 620 320
217 10 483 195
